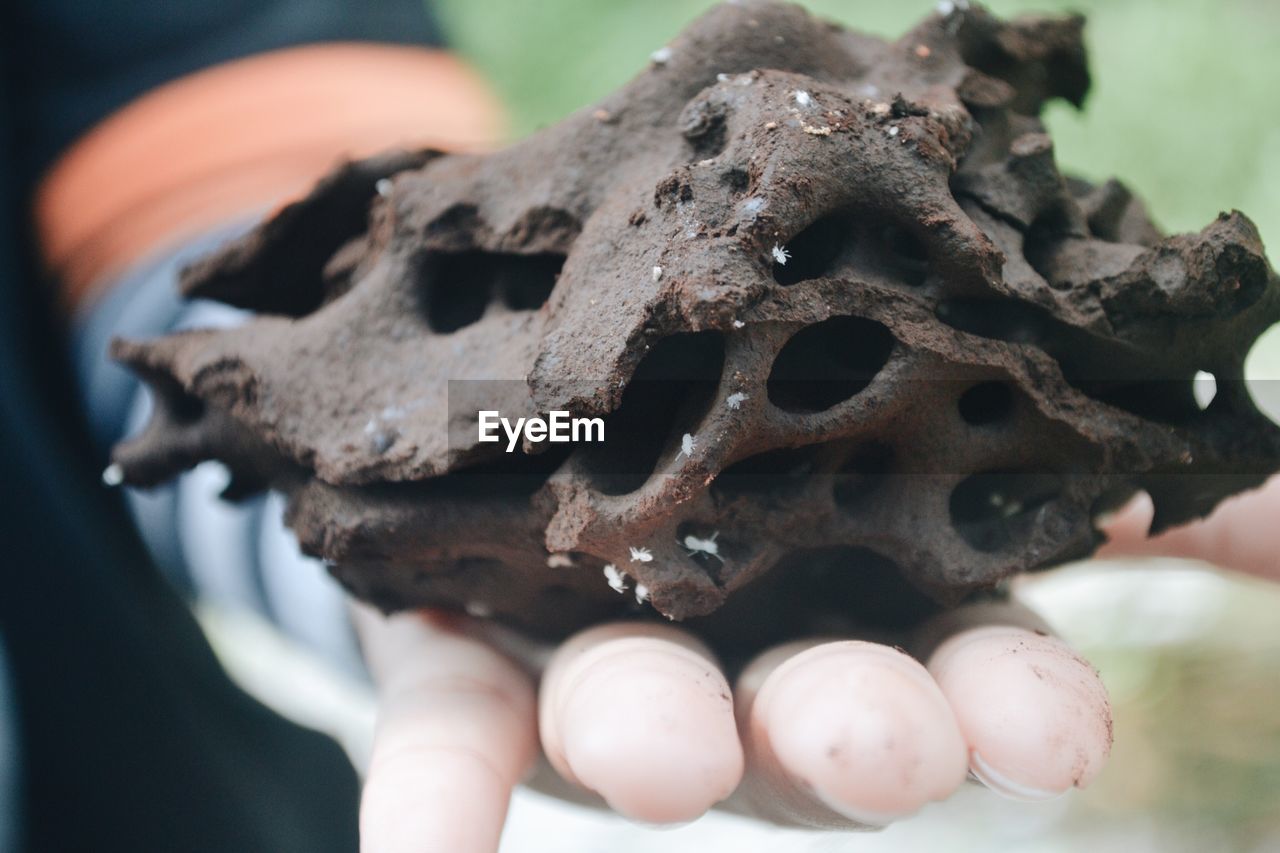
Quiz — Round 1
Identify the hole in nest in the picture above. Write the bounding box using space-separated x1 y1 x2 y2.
391 443 574 499
773 213 856 286
539 583 576 604
957 36 1088 111
879 224 929 286
937 296 1228 428
1193 370 1217 411
687 546 941 661
721 168 750 194
163 387 206 425
958 381 1015 425
935 298 1048 345
682 106 729 160
419 251 565 333
1020 207 1079 281
774 547 938 634
712 445 818 498
833 442 893 508
950 470 1063 552
578 330 725 495
767 316 895 412
1079 376 1206 425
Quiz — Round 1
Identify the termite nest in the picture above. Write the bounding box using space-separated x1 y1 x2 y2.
110 1 1280 659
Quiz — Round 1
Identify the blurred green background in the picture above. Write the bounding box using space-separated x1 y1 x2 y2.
424 2 1280 850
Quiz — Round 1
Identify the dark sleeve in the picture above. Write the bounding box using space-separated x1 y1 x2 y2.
0 109 361 853
1 0 445 196
0 1 463 848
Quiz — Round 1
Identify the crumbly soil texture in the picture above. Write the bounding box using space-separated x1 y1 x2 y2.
112 1 1280 658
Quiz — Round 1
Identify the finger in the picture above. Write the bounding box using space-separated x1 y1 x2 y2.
911 599 1052 662
1097 476 1280 582
538 622 743 824
355 607 537 853
924 605 1112 801
734 640 968 828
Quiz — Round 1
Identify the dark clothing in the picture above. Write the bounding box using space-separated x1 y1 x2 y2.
1 0 443 197
0 2 444 850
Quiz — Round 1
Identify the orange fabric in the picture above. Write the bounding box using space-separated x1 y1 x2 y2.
36 43 505 311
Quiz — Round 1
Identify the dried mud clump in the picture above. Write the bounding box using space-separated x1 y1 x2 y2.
110 1 1280 654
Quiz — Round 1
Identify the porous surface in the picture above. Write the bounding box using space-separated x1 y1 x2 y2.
111 1 1280 655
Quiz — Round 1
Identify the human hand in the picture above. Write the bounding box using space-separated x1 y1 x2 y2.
1097 474 1280 583
354 594 1115 851
354 469 1280 853
356 460 1280 853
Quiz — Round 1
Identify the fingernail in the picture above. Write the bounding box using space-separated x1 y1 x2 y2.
970 751 1064 801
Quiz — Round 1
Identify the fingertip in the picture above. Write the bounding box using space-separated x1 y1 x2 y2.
543 631 743 824
754 642 968 824
1098 476 1280 581
928 627 1112 800
1095 491 1155 556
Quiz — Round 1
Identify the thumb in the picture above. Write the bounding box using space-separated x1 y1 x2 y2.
1096 475 1280 583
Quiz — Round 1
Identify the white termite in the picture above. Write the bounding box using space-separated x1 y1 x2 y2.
547 552 575 568
603 564 628 593
683 531 723 563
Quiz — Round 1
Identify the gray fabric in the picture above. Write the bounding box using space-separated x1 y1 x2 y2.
73 224 253 596
74 226 367 680
72 222 253 452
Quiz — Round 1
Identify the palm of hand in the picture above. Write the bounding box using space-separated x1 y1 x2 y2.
356 476 1280 853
